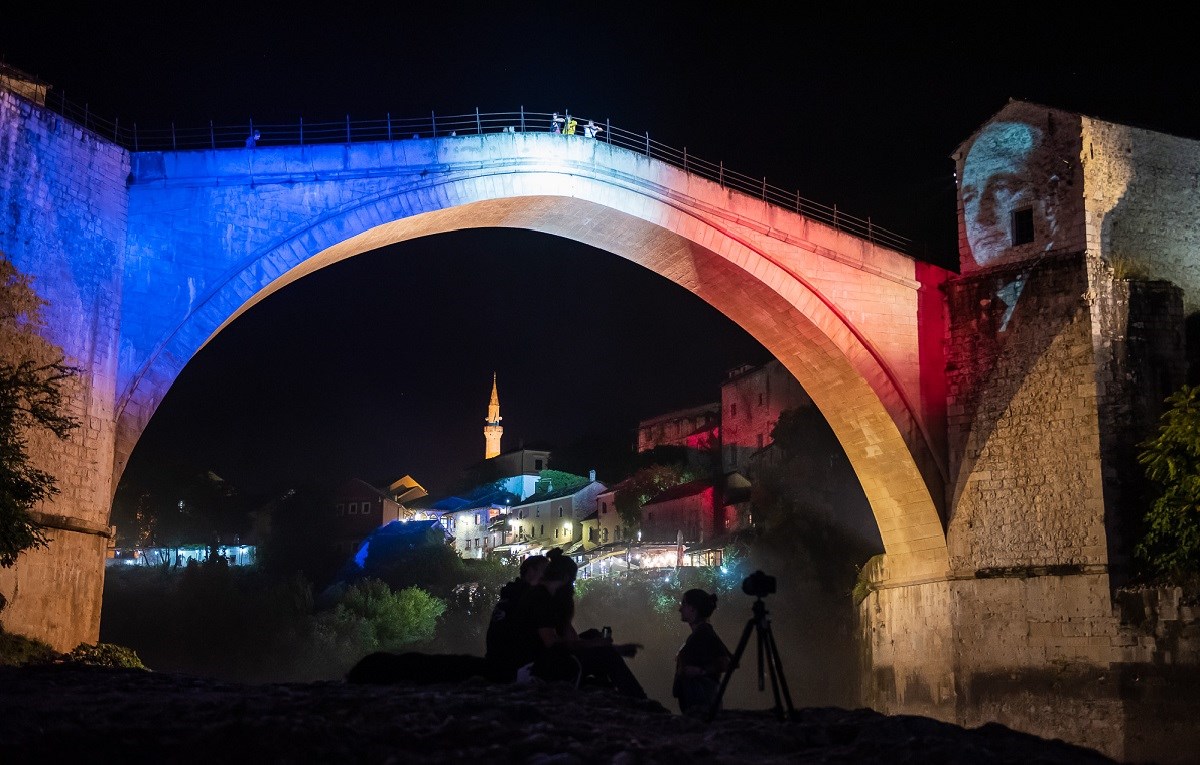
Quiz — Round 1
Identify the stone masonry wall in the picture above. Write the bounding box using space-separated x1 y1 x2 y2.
944 251 1108 572
1087 268 1186 585
1080 116 1200 314
719 359 812 474
0 90 128 649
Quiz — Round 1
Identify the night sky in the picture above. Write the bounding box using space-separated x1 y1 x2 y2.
2 8 1196 499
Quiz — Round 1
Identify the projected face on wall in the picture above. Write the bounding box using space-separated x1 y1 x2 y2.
959 115 1076 331
960 119 1070 272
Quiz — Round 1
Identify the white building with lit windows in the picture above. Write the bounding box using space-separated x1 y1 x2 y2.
501 471 607 557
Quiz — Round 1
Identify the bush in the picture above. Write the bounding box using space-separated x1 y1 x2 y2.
1136 384 1200 580
0 625 146 670
0 626 58 666
63 642 148 669
319 578 446 651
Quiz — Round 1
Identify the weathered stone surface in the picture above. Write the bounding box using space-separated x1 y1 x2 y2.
0 665 1120 764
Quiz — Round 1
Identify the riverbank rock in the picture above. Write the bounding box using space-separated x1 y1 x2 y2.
0 664 1121 763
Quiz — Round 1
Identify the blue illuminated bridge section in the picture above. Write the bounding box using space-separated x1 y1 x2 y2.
48 100 914 254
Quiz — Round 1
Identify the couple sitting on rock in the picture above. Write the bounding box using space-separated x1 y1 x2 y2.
485 548 647 698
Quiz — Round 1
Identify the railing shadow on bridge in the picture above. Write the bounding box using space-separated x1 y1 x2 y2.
27 81 915 254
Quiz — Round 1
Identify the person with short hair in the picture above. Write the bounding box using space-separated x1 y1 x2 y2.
673 588 731 715
513 548 647 698
485 554 548 681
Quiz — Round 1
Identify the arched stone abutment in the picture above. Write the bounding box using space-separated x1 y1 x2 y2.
117 162 949 581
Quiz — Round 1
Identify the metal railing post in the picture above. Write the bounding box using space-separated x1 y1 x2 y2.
795 190 800 213
386 113 391 141
761 177 767 201
606 119 610 144
209 120 215 149
520 106 525 132
645 132 650 156
171 123 176 151
719 162 724 187
299 117 304 145
346 114 351 143
476 107 482 134
431 111 436 137
683 147 687 173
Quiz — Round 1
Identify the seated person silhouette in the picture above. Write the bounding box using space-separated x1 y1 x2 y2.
506 548 646 698
484 554 548 681
673 588 731 715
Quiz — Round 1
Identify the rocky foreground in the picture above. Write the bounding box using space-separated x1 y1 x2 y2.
0 664 1123 764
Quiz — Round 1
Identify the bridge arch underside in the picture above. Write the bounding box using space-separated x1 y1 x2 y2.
118 195 948 580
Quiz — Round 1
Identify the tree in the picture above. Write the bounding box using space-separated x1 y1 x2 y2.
533 469 589 494
614 462 696 531
1136 384 1200 580
257 484 343 586
0 257 79 568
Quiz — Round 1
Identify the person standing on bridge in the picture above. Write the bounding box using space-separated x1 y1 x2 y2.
564 114 578 135
583 120 602 138
550 112 564 133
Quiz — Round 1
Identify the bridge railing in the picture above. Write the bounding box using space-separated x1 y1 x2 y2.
29 87 915 253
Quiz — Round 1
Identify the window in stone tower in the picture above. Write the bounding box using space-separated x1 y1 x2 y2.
1011 207 1034 245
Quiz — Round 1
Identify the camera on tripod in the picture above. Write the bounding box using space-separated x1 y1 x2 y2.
741 569 776 598
707 568 794 722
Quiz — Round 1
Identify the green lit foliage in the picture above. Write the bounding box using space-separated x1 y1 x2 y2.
0 622 147 669
0 256 79 569
320 578 446 650
0 623 59 666
1136 384 1200 580
534 469 589 494
63 642 148 669
614 463 696 531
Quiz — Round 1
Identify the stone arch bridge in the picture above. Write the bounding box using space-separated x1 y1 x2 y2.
2 91 1175 760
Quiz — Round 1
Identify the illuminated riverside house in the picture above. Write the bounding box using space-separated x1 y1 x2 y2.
500 471 607 558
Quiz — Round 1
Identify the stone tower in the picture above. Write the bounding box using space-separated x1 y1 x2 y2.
484 372 503 459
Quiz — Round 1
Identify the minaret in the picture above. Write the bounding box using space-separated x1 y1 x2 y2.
484 372 503 459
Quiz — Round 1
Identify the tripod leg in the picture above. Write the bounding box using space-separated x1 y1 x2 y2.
763 623 796 717
756 621 766 691
759 622 785 716
705 616 756 722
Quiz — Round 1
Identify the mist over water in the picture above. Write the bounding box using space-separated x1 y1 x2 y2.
572 550 865 713
100 484 879 714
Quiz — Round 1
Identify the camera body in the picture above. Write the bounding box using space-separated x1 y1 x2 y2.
742 570 776 597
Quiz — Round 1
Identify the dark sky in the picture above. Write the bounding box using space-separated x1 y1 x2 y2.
3 8 1196 499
